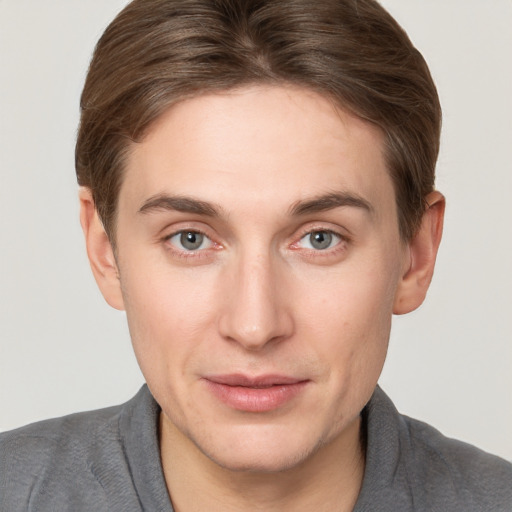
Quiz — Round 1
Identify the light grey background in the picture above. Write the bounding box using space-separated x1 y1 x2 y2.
1 1 511 460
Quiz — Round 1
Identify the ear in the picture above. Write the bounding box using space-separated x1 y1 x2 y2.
79 187 125 311
393 191 445 315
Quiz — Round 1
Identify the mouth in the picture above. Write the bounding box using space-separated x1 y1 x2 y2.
203 374 310 412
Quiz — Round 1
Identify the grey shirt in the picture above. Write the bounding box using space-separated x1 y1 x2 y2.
1 385 511 511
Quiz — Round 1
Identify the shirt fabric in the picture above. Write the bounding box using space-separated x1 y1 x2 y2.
1 385 511 511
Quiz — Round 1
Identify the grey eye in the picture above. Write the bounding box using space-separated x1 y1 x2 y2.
180 231 205 250
167 230 214 254
168 231 212 251
309 231 333 250
297 230 340 251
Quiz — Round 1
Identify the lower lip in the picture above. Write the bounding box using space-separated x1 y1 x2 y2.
204 380 309 412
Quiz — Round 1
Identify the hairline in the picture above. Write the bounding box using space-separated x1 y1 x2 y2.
96 83 427 249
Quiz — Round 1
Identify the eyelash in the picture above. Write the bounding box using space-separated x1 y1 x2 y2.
290 228 349 257
161 226 350 261
162 228 220 260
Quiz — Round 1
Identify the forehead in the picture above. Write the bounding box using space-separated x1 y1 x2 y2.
120 85 395 219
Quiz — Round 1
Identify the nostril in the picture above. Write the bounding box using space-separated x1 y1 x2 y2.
217 256 294 349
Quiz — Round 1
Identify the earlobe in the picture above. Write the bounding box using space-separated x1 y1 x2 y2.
393 191 445 315
79 187 125 311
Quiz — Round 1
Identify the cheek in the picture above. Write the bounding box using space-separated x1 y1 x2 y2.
123 260 216 325
306 288 391 384
299 256 398 337
296 254 399 382
119 263 220 378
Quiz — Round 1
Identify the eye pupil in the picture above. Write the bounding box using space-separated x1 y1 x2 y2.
310 231 332 250
180 231 203 250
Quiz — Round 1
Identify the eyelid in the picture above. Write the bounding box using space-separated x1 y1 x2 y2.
160 220 216 244
288 225 351 260
167 230 213 251
292 223 350 244
161 226 222 260
297 230 342 250
163 226 208 241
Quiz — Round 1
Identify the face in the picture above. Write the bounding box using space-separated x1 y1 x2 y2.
113 86 409 472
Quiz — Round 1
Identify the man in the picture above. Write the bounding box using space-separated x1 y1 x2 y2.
1 0 511 510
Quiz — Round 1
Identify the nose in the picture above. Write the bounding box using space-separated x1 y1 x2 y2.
218 252 294 351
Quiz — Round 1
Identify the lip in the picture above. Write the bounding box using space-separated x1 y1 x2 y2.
203 374 309 412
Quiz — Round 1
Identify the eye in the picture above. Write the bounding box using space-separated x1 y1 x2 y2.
298 230 341 250
168 231 212 251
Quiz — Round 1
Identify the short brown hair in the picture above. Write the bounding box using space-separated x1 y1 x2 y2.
76 0 441 242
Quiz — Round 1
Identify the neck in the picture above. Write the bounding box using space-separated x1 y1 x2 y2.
159 414 365 512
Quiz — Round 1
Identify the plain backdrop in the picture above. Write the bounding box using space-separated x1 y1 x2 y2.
0 1 511 461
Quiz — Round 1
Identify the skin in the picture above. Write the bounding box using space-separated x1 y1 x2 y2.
80 85 444 511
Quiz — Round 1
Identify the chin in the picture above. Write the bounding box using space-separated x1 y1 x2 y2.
208 447 316 474
197 426 324 474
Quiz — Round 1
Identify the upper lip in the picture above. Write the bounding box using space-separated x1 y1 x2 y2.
204 374 307 387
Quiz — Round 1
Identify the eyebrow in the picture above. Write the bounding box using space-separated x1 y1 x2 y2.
137 191 373 218
138 194 221 217
289 191 374 216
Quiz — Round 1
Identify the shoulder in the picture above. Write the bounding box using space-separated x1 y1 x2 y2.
0 398 130 511
401 413 512 508
0 399 124 456
359 387 512 512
